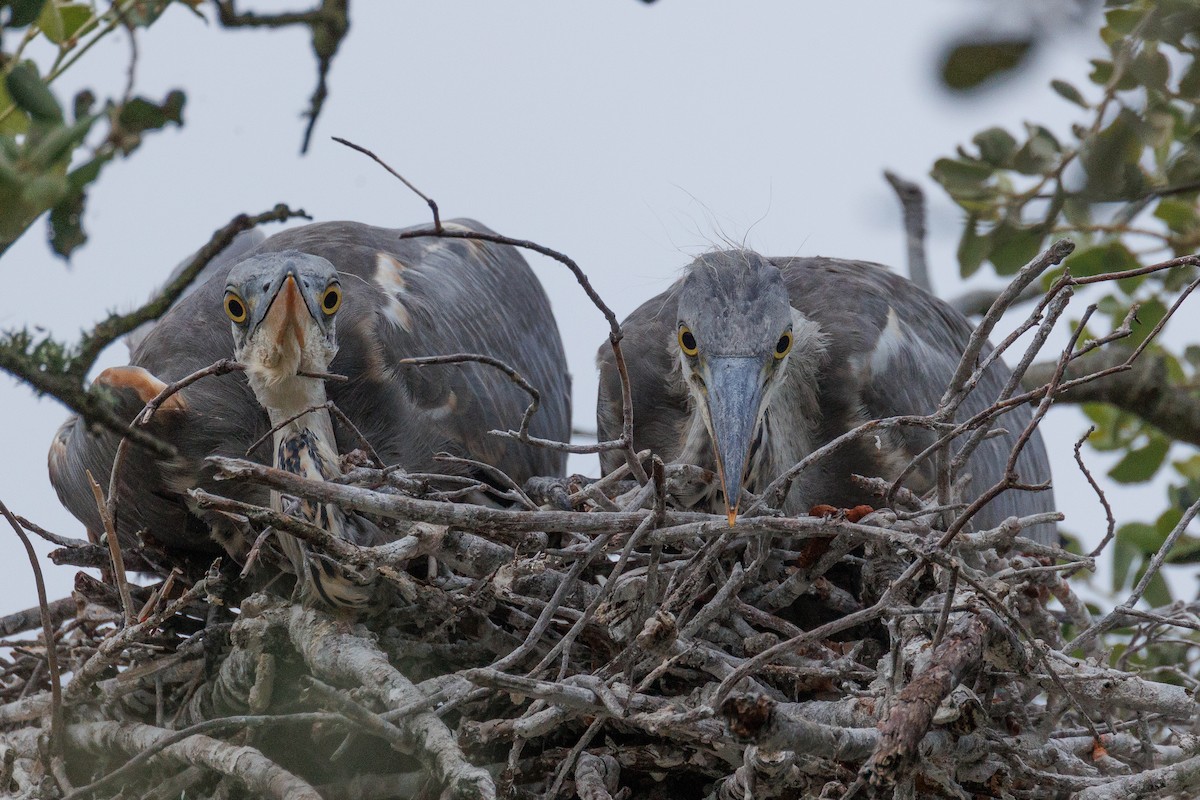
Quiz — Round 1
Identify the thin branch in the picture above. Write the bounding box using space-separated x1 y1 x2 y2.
72 205 308 380
332 137 441 231
399 353 540 443
86 472 135 627
0 499 64 753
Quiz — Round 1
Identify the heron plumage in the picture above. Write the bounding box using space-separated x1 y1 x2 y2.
49 219 571 557
597 250 1056 542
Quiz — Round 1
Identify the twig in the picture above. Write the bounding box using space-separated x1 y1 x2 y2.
0 500 64 753
1069 497 1200 654
398 352 541 445
1075 427 1116 561
60 713 342 800
86 471 135 627
332 137 441 231
392 227 645 481
72 206 308 381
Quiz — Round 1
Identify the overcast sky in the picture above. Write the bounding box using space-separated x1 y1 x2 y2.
5 2 1178 609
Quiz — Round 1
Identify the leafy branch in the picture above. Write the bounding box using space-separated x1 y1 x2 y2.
934 0 1200 602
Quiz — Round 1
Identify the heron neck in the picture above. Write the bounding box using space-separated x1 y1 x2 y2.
253 373 338 460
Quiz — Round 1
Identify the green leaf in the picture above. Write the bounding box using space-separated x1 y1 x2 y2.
1165 535 1200 564
1180 57 1200 97
1141 571 1172 607
1064 241 1140 278
1090 59 1113 85
0 82 30 136
1131 48 1171 93
1050 79 1088 109
49 189 85 257
36 0 64 43
941 38 1033 91
1118 520 1162 552
108 91 185 154
988 223 1045 275
957 216 990 277
20 172 68 208
1173 454 1200 482
1163 351 1185 383
1160 6 1200 49
65 152 108 192
973 127 1017 167
1104 8 1143 37
1154 198 1199 234
1128 296 1167 348
1080 109 1145 200
72 89 95 122
1012 125 1062 175
4 61 62 122
116 90 184 133
24 113 96 169
1109 434 1170 484
59 2 89 37
931 157 994 190
1165 146 1200 190
4 0 48 27
1112 533 1140 591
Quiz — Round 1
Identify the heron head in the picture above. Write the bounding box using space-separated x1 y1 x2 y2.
224 251 342 388
676 251 794 525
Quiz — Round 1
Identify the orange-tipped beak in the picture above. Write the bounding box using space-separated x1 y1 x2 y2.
703 357 762 532
263 274 307 352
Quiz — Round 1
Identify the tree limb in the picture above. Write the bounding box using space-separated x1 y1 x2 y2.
1024 346 1200 446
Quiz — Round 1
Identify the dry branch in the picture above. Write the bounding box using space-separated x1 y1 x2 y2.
5 239 1200 799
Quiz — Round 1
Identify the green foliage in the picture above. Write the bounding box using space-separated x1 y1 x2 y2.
941 38 1034 90
936 0 1200 605
0 1 188 258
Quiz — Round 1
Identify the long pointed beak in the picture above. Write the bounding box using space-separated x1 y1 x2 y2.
702 356 765 527
258 274 310 351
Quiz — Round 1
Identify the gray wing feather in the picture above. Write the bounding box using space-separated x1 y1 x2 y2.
597 254 1055 543
125 228 267 355
775 257 1054 542
596 287 690 475
50 219 571 552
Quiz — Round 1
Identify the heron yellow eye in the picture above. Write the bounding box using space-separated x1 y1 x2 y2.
224 293 248 323
321 284 342 316
774 330 793 359
678 326 698 356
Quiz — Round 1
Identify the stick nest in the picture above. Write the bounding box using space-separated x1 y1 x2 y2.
2 458 1197 800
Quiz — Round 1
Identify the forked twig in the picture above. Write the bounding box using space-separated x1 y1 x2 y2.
332 135 647 482
0 499 64 753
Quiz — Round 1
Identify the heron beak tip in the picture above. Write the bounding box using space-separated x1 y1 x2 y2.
727 508 738 527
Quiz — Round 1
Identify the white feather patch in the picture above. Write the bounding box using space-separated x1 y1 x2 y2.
869 306 905 376
374 252 413 332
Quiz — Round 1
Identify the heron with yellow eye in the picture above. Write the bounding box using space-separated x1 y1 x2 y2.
48 219 572 595
598 249 1056 544
224 251 379 607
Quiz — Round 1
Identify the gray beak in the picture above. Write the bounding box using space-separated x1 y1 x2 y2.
702 356 765 526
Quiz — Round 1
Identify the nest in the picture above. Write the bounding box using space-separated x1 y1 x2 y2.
2 450 1198 800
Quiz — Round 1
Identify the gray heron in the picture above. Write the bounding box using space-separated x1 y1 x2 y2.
596 250 1055 542
224 251 380 607
49 219 571 562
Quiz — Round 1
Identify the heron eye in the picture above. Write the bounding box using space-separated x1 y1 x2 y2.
774 331 793 359
224 293 248 324
321 285 342 316
678 326 698 356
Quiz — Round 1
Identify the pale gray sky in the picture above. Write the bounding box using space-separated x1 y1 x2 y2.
3 2 1175 609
